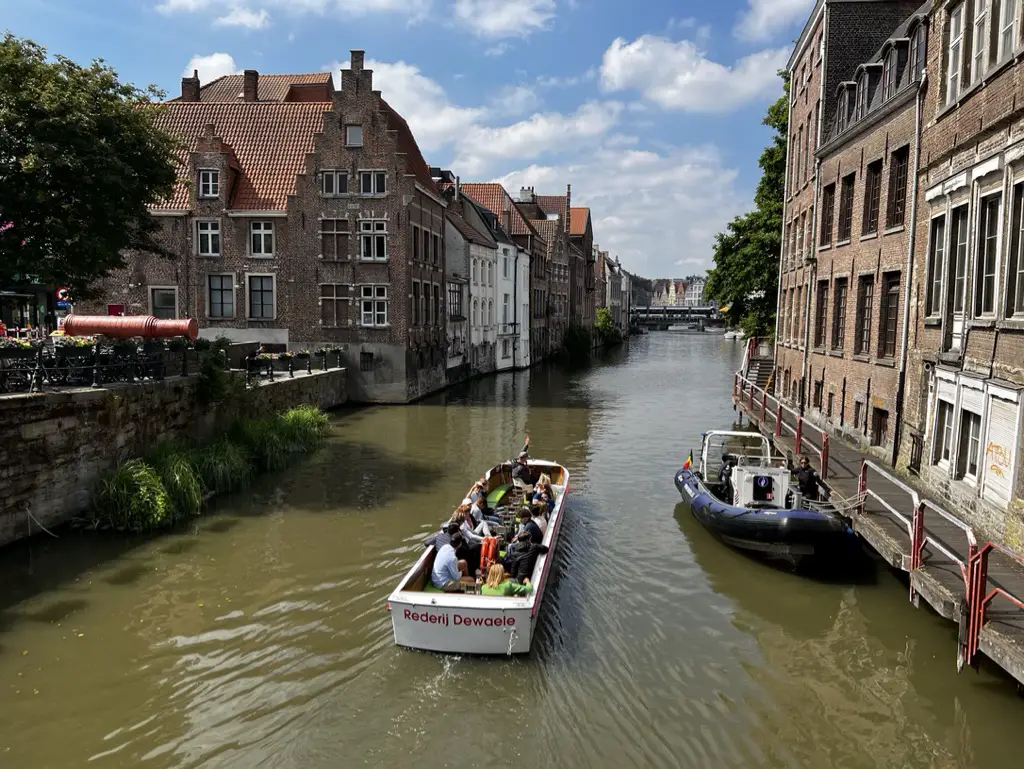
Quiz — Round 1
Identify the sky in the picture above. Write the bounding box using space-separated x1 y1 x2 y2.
2 0 813 278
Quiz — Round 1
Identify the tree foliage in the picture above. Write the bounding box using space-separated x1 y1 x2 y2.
594 307 623 344
0 34 179 295
705 71 789 338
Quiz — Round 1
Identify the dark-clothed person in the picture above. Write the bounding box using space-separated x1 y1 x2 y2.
793 456 823 501
502 533 549 584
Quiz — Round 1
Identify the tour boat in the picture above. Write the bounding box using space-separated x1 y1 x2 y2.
387 459 569 655
723 329 745 340
674 430 854 567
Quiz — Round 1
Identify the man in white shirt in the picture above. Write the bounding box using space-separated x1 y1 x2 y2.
431 534 467 592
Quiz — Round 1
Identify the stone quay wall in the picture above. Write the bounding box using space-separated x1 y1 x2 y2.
0 369 347 547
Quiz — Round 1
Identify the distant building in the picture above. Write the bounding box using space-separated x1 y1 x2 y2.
682 275 707 307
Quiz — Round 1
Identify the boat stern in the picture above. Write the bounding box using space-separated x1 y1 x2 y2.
387 591 533 655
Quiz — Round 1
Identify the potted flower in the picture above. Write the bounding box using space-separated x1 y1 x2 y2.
294 348 311 359
0 337 36 359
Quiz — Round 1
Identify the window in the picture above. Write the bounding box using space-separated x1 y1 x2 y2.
838 173 855 241
863 160 883 235
503 293 510 324
814 281 829 347
448 282 463 318
199 169 219 199
838 88 851 131
503 256 509 278
487 262 493 287
433 285 440 326
957 409 982 479
871 407 890 446
909 24 925 79
422 229 431 263
973 0 989 84
433 234 440 265
948 2 964 104
421 282 428 326
887 146 909 228
320 284 349 327
883 48 898 100
412 281 420 326
950 205 970 314
247 275 275 319
832 278 848 350
935 400 955 463
796 126 803 182
1008 184 1024 314
878 272 900 358
797 211 804 257
855 75 867 120
472 259 478 285
196 220 221 256
502 339 511 359
813 380 824 409
926 215 946 317
320 218 349 260
250 221 274 256
359 171 386 195
360 285 388 327
854 402 863 430
472 298 479 326
827 392 835 419
150 287 177 319
854 275 874 355
974 194 1001 316
820 183 835 246
359 219 387 260
346 125 363 146
1000 0 1018 60
360 351 374 372
321 170 348 196
208 275 234 319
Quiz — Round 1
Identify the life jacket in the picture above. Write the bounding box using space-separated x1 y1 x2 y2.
480 536 499 573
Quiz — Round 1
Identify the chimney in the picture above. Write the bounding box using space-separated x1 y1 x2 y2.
351 50 365 71
455 176 460 202
502 202 512 233
518 187 535 203
564 183 571 234
242 69 259 102
181 69 200 102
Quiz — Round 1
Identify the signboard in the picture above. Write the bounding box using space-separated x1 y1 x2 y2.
56 287 71 302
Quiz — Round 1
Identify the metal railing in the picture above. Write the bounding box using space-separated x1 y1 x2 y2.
733 370 831 479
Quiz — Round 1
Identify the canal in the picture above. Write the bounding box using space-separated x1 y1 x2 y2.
1 332 1022 768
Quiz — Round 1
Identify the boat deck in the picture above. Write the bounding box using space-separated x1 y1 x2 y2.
737 392 1024 686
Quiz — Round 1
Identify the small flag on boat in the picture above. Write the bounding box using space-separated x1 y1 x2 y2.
682 451 693 470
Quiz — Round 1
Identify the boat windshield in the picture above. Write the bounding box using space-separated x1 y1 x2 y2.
701 432 770 480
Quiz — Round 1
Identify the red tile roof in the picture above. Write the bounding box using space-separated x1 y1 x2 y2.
152 102 329 211
536 195 566 219
570 207 590 236
177 72 334 103
459 183 542 240
528 218 559 245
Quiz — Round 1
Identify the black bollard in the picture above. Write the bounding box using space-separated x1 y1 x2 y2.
288 358 294 378
91 341 102 388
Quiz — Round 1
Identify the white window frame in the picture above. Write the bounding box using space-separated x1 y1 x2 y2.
503 255 509 278
360 285 388 327
321 170 349 197
957 407 983 483
198 169 219 199
974 192 1002 318
206 273 235 319
250 221 275 257
196 219 221 257
245 273 277 321
359 219 388 261
999 0 1019 61
345 124 363 147
948 2 965 104
883 48 898 100
358 169 387 196
972 0 989 84
148 285 179 320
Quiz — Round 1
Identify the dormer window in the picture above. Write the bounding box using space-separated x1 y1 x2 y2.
883 48 898 100
838 86 851 130
999 0 1018 61
199 169 219 199
972 0 988 84
909 23 926 80
855 74 868 120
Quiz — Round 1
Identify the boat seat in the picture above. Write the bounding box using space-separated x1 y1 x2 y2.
487 484 512 507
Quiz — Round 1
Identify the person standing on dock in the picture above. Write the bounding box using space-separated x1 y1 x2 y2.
793 456 824 502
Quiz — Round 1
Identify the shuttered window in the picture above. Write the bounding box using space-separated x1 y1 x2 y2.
983 396 1018 508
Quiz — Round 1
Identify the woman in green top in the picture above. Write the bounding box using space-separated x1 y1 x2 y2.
481 564 532 596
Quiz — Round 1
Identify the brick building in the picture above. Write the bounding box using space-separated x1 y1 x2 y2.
522 186 572 355
775 0 927 417
458 183 550 363
798 7 926 458
901 0 1024 541
570 206 596 336
79 54 447 403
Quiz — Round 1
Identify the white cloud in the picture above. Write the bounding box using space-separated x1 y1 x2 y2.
600 35 788 112
183 52 239 82
496 143 746 275
734 0 815 42
454 101 622 176
454 0 555 38
485 42 513 57
491 85 540 117
214 6 270 28
327 58 486 153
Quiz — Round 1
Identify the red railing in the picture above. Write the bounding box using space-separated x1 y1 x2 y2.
733 371 830 479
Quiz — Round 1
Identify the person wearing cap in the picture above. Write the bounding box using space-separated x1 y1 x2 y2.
511 436 538 487
502 531 549 584
431 533 467 591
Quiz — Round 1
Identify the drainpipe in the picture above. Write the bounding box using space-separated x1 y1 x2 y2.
773 80 795 374
891 71 927 468
800 157 821 416
512 246 519 368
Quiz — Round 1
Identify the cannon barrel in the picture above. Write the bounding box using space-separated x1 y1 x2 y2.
62 315 198 341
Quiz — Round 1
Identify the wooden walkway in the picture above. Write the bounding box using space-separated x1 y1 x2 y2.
735 389 1024 688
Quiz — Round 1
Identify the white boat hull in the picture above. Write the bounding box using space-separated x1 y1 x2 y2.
387 459 569 655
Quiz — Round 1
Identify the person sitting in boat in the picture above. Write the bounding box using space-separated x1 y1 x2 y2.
426 521 459 550
453 506 491 541
718 453 738 502
531 474 555 515
468 493 502 527
793 455 825 502
502 531 549 584
481 563 532 596
517 507 543 544
529 501 549 536
431 533 468 592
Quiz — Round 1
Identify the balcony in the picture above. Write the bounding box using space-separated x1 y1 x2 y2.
498 322 518 335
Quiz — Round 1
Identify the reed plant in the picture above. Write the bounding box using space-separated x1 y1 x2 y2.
150 443 204 520
194 438 253 494
93 458 172 531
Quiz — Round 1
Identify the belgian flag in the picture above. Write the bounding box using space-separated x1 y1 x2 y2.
682 450 693 470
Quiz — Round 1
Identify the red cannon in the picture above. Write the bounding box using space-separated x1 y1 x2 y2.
62 314 198 341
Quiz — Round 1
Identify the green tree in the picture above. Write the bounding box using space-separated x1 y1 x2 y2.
594 306 623 344
705 71 789 337
0 34 178 295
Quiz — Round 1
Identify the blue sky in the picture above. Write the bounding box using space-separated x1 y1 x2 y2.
2 0 813 278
